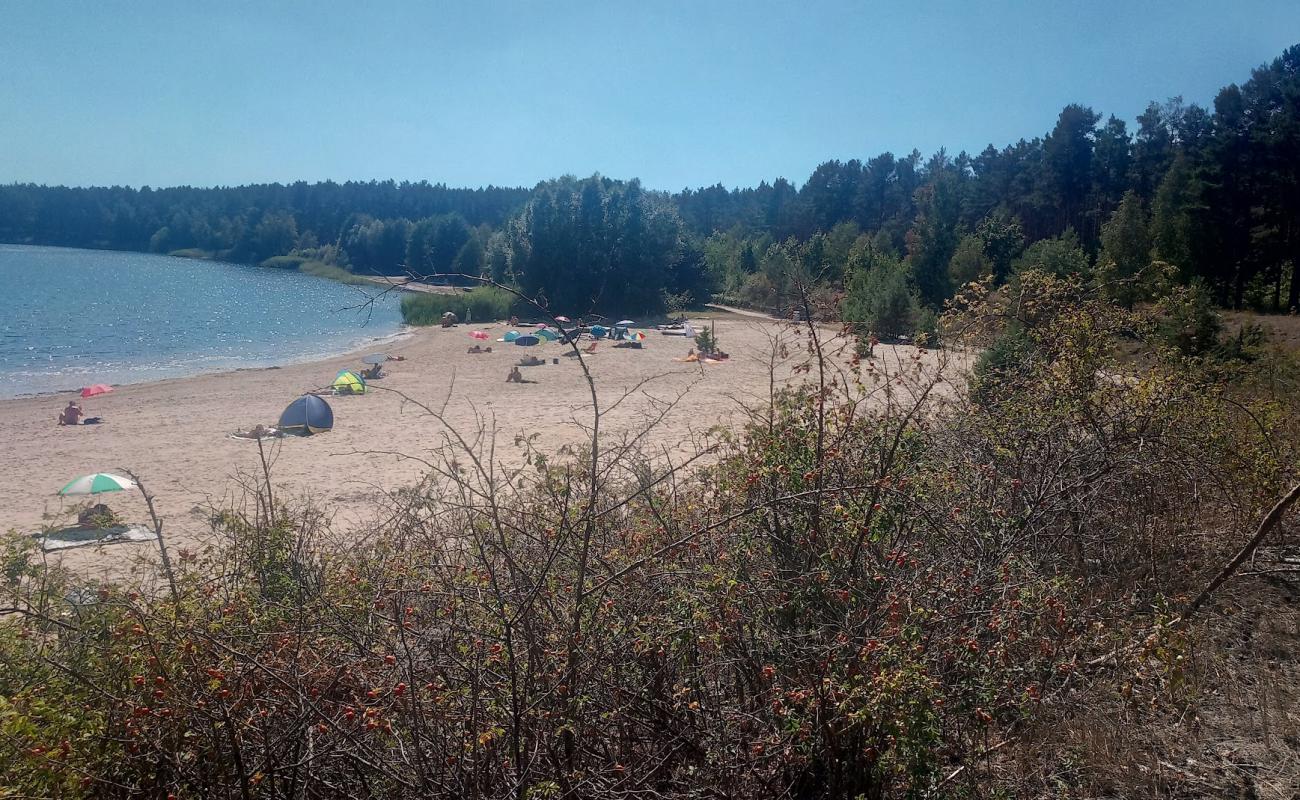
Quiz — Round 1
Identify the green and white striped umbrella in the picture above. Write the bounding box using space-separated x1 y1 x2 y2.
58 473 137 496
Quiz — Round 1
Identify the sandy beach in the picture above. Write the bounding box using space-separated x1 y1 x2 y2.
0 316 863 574
1 314 960 578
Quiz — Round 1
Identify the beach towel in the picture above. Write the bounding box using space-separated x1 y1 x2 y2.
35 524 158 552
228 429 285 441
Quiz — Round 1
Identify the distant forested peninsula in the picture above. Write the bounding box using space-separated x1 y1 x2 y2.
2 44 1297 321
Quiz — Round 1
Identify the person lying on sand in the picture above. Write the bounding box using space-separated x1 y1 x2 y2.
680 348 699 363
386 354 406 361
518 355 544 366
232 424 282 440
468 345 483 354
58 401 84 426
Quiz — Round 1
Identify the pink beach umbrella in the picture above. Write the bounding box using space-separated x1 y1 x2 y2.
469 331 490 341
80 384 113 398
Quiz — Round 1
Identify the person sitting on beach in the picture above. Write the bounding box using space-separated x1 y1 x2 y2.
506 366 524 383
58 401 84 426
683 348 699 362
77 503 118 528
509 315 519 327
361 364 383 380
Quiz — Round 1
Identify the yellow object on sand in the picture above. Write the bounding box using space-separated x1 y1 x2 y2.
332 370 367 394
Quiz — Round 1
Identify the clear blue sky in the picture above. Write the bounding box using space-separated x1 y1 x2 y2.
1 1 1296 191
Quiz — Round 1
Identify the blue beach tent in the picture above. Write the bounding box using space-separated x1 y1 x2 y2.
278 394 334 435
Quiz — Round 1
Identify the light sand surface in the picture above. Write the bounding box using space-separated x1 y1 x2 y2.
1 317 958 578
0 318 797 571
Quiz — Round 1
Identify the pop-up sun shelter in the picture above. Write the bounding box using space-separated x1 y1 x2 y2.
278 395 334 435
332 370 367 395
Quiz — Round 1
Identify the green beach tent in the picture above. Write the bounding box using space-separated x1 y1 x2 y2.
332 370 367 395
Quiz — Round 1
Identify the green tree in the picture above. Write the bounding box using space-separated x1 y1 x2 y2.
511 176 686 314
1013 229 1090 278
1150 154 1198 278
948 233 992 286
974 209 1025 282
250 211 299 263
1097 191 1154 306
842 249 920 340
1042 104 1101 236
906 174 960 307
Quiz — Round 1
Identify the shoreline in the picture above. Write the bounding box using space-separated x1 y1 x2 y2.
3 324 416 401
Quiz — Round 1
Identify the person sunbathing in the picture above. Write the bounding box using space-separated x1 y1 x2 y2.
233 424 281 440
683 348 699 363
506 366 527 383
518 355 544 366
467 344 483 353
58 401 84 426
361 364 383 379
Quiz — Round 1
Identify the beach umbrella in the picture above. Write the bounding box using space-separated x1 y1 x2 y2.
589 325 608 338
278 395 334 435
80 384 113 398
514 335 540 346
469 331 490 341
633 331 647 342
362 354 387 365
615 320 635 327
58 473 136 497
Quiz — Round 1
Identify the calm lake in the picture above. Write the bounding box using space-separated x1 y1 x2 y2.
0 245 403 397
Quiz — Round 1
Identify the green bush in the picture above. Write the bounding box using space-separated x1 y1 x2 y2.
167 248 215 260
841 254 921 341
261 254 308 269
295 260 373 286
1156 282 1223 357
401 286 520 325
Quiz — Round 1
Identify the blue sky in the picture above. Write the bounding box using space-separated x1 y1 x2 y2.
1 1 1296 191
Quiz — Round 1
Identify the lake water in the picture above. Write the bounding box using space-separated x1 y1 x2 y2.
0 245 404 397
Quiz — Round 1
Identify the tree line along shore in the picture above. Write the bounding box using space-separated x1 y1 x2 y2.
1 45 1297 335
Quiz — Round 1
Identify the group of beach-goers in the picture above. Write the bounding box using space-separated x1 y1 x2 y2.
55 315 719 442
